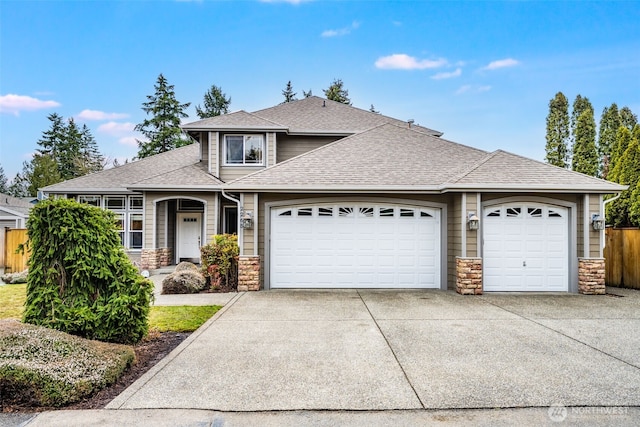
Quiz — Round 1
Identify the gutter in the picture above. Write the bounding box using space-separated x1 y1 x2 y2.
221 188 241 236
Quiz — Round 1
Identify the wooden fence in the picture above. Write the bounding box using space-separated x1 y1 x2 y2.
605 228 640 289
3 228 29 273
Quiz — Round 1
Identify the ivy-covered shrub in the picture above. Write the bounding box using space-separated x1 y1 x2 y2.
22 198 154 344
161 269 206 294
200 234 239 291
1 269 28 284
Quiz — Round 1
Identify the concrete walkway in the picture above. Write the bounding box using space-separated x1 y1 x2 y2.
13 287 640 426
150 273 236 307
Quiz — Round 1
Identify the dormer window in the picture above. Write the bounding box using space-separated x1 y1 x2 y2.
224 134 264 165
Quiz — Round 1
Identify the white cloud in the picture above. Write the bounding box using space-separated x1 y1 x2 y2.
0 94 60 115
482 58 520 70
76 109 130 121
431 68 462 80
477 85 492 93
97 121 136 136
455 85 472 95
375 54 447 70
321 21 360 38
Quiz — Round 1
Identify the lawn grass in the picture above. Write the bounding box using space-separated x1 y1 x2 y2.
0 283 26 320
0 283 220 332
148 305 221 332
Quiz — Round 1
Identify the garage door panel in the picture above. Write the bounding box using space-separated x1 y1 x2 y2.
484 203 568 292
271 204 440 289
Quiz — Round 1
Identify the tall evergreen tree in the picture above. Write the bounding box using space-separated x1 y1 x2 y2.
302 89 313 98
369 104 380 114
25 154 63 197
76 124 105 175
135 74 191 159
607 126 640 227
0 165 8 194
597 103 620 179
609 126 633 180
281 81 297 103
323 79 351 105
571 109 598 176
195 84 230 119
570 95 594 170
544 92 570 168
619 106 638 131
7 173 28 197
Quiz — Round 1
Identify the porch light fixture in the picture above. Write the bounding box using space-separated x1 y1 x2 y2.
591 213 605 231
240 209 253 229
467 212 480 231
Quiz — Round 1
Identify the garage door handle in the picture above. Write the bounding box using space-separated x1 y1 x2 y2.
523 261 526 267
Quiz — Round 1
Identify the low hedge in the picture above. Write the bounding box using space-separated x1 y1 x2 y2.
0 320 134 407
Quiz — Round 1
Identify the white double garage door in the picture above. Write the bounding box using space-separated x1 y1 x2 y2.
269 202 569 291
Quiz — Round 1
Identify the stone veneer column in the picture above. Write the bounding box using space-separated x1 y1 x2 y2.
141 249 158 270
456 257 483 295
578 258 606 295
238 255 260 291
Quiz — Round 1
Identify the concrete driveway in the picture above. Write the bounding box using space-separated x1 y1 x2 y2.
108 288 640 412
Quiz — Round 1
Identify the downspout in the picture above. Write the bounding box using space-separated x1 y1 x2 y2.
221 189 242 254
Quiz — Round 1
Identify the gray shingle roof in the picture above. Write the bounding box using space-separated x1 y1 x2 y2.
0 193 32 216
225 124 627 193
41 143 220 193
448 150 626 192
182 96 443 137
128 161 223 189
181 110 287 131
225 124 486 191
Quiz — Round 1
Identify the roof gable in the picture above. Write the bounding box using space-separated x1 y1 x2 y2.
181 110 286 131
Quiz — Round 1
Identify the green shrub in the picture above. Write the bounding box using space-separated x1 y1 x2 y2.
22 198 154 344
0 319 134 407
200 234 239 291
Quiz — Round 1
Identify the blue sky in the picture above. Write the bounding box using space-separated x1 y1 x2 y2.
1 0 639 180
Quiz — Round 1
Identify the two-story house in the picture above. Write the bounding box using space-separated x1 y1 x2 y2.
43 96 625 294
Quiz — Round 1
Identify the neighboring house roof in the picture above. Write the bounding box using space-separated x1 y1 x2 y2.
224 123 627 193
41 143 219 194
181 110 287 132
182 96 443 137
0 193 32 217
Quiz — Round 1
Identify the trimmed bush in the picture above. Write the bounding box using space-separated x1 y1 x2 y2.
0 319 134 407
201 234 238 291
1 269 28 284
174 261 199 273
162 270 206 294
22 198 154 344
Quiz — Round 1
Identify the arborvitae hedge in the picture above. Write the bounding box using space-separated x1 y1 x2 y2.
23 198 153 344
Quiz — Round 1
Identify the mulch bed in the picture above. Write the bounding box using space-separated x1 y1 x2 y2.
2 332 189 413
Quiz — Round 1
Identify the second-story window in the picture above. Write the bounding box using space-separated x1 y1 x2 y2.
225 135 264 165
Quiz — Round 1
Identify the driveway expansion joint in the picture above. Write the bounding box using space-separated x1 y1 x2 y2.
480 298 640 371
356 289 425 409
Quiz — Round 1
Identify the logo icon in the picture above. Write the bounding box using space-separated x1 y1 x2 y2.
548 403 568 422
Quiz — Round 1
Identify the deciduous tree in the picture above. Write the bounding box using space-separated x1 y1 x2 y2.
544 92 570 168
135 74 191 158
195 84 230 119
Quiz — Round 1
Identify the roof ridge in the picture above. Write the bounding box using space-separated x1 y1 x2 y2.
225 123 392 185
447 150 501 184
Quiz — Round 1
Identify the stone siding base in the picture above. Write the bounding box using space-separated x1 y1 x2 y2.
578 258 606 295
141 248 173 270
238 255 260 291
456 257 483 295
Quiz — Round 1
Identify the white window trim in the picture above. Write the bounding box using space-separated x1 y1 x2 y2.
223 134 265 166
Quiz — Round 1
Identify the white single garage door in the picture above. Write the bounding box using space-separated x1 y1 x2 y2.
270 204 441 289
483 203 569 292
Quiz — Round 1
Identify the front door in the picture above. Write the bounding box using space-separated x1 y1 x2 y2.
177 213 202 262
